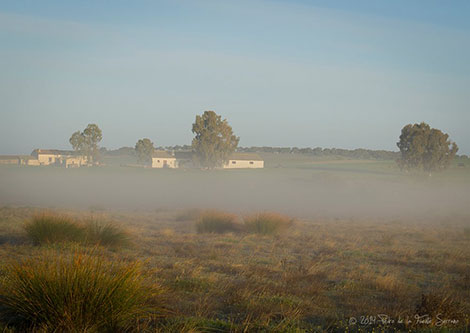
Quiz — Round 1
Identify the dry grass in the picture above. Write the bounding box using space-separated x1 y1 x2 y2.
243 212 293 235
464 227 470 240
195 210 240 234
24 213 85 245
1 208 470 331
0 249 159 332
174 208 202 222
84 219 130 248
24 213 130 248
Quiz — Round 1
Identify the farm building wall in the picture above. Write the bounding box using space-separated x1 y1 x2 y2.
223 159 264 169
152 158 177 168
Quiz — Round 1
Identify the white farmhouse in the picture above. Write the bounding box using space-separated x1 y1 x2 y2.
151 150 177 168
31 149 87 167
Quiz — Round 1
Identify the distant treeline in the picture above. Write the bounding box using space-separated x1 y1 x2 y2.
237 147 400 160
100 145 468 161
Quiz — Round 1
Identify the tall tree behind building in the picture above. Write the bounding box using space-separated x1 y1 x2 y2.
191 111 239 169
69 124 103 165
135 138 155 165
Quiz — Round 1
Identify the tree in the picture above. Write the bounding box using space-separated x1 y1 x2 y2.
191 111 239 169
69 124 103 165
135 138 155 165
69 131 86 155
396 122 458 174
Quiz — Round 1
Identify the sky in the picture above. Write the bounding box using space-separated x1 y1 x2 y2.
1 0 469 154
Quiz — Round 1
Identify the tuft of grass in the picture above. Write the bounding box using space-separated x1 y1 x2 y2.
464 227 470 240
24 213 130 248
414 292 464 327
0 250 159 332
156 317 235 332
195 210 239 234
24 213 84 245
243 212 293 235
174 208 202 222
84 220 130 248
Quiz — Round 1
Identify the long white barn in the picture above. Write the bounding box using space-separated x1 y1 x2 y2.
223 153 264 169
151 151 264 169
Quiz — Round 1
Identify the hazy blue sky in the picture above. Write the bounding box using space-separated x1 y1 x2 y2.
1 0 469 154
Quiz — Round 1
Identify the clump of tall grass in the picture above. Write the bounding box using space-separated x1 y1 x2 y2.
84 220 130 248
243 212 293 235
195 210 239 234
0 250 159 332
175 208 202 222
24 213 84 245
464 227 470 240
24 213 130 248
414 292 464 326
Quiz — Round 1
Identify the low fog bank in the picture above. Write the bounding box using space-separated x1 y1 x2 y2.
0 167 469 220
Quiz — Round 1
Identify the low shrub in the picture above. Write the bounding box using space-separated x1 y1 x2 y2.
243 212 293 235
195 210 239 234
0 250 159 332
24 214 85 245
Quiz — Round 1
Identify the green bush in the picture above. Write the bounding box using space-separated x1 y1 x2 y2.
0 251 159 332
24 214 85 245
195 210 239 234
243 212 293 235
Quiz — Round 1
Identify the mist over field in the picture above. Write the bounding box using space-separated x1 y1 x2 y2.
1 163 469 219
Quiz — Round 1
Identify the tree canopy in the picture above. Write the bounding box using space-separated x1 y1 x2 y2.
396 122 458 174
191 111 239 169
135 138 155 165
69 124 103 164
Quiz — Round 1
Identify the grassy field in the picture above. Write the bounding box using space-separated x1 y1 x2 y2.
0 155 469 331
0 207 469 331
